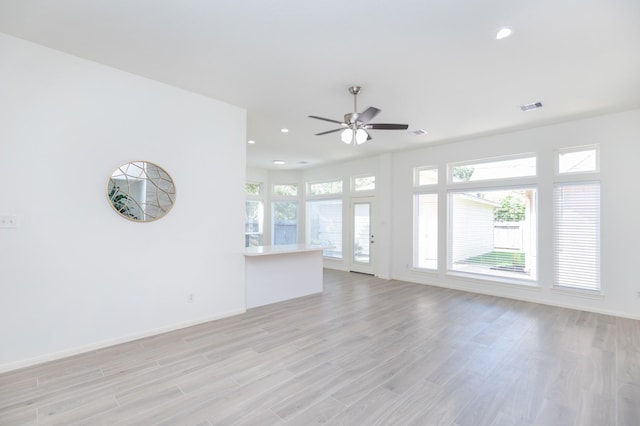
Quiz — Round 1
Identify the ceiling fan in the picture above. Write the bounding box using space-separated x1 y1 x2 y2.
309 86 409 145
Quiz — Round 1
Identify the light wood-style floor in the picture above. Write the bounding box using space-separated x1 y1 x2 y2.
2 270 640 425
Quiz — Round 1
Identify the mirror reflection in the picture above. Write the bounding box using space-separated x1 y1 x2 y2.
107 161 176 222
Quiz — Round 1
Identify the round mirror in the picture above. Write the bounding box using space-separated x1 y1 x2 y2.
107 161 176 222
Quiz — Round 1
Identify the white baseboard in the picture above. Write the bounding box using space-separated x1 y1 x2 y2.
393 272 640 321
0 308 246 374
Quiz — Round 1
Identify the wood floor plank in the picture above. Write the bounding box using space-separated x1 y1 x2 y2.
327 386 399 425
617 383 640 426
1 270 639 425
282 396 346 425
232 409 284 426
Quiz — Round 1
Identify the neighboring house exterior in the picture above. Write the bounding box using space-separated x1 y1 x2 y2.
451 193 500 263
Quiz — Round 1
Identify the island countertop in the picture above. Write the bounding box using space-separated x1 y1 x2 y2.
243 244 329 257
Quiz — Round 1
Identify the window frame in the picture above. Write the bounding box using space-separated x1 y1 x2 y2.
351 175 376 193
447 184 538 284
414 166 439 187
245 182 262 196
552 145 601 294
244 182 264 247
270 182 299 245
413 191 439 271
555 145 600 176
447 153 537 185
271 200 299 246
272 183 298 197
306 179 344 197
306 198 343 259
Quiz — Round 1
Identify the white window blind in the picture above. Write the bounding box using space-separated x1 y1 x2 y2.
554 182 600 291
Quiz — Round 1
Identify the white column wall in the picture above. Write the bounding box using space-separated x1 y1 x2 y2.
0 34 247 371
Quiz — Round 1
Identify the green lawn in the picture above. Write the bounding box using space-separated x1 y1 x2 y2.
464 251 525 270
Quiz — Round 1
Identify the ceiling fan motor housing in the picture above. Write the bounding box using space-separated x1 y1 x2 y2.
344 112 359 125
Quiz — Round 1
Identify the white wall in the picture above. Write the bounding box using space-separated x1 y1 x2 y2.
0 34 247 371
271 109 640 319
392 109 640 319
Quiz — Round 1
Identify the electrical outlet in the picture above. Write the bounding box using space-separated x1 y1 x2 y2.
187 293 194 303
0 215 17 229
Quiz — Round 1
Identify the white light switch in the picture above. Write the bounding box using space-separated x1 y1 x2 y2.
0 215 18 229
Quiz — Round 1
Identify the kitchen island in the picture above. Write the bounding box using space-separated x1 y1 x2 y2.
243 244 326 308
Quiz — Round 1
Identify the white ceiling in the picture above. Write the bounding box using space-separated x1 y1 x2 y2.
1 0 640 170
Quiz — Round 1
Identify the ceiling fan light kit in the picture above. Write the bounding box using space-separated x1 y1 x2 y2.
309 86 409 146
341 128 369 145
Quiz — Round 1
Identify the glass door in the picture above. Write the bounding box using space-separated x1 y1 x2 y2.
350 198 374 274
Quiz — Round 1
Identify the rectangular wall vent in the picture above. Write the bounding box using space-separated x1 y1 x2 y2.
520 102 543 112
408 129 427 136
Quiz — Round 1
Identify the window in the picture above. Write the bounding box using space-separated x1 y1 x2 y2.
447 154 538 282
414 166 438 186
554 182 600 291
353 175 375 191
449 155 536 183
272 201 298 245
245 182 263 247
273 184 298 196
272 183 298 245
414 193 438 270
557 146 599 174
307 199 342 258
245 183 261 196
245 200 264 247
308 180 343 196
449 188 537 280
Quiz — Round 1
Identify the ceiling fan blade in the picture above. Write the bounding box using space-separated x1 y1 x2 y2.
315 128 344 136
356 107 381 124
308 115 344 125
366 123 409 130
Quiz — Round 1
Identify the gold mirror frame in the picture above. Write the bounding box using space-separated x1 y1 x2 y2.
107 161 176 222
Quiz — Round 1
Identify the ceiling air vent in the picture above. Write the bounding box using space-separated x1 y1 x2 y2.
408 129 427 136
520 102 543 112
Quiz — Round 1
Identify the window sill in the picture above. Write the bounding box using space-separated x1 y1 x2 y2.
410 267 438 274
446 271 541 291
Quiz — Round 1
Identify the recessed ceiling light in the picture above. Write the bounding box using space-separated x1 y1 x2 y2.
272 160 286 165
247 140 256 144
496 27 513 40
520 101 543 112
280 128 289 133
